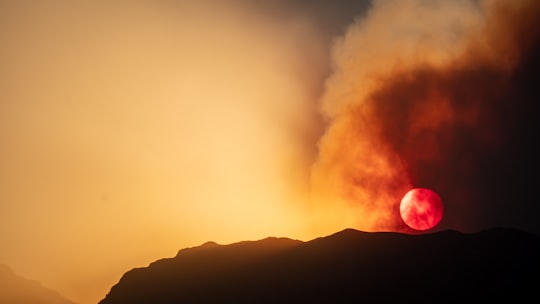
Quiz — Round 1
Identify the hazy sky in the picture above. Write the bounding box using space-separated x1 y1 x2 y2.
1 1 539 303
0 1 369 303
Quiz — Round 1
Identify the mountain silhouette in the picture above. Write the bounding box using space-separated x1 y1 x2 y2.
0 264 75 304
100 228 539 303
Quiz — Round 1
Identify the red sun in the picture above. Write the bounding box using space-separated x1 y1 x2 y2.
400 188 444 231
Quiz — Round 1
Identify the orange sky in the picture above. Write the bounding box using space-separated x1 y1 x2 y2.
0 1 331 303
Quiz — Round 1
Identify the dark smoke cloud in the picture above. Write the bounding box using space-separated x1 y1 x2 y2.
312 0 540 234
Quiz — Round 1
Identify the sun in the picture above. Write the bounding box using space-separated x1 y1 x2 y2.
400 188 444 231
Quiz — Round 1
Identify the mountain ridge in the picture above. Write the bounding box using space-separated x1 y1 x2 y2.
0 264 75 304
100 227 540 303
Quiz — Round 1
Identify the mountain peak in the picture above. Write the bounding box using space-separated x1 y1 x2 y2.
0 264 75 304
201 241 219 247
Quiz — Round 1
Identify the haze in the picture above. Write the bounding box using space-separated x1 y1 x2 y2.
2 1 539 303
0 1 336 302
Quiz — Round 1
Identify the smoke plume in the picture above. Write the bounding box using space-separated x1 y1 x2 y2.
311 0 540 232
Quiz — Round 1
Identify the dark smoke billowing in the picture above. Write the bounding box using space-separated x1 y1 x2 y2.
311 0 540 233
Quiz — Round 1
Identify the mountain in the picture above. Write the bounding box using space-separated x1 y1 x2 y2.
100 228 540 303
0 264 75 304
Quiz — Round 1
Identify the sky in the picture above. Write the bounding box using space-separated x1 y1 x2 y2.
1 1 539 303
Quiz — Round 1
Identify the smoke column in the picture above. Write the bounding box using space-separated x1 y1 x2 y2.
311 0 540 233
